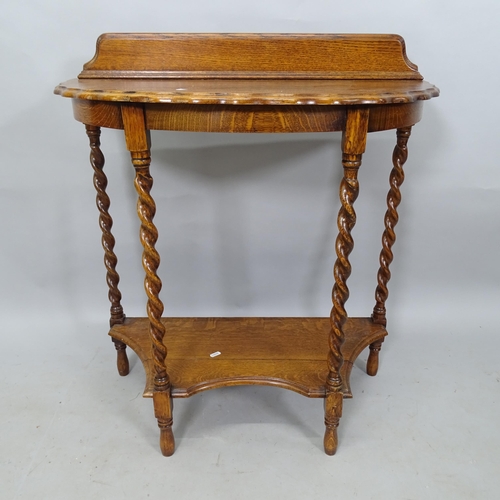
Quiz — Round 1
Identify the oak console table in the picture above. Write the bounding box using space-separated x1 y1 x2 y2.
54 33 439 456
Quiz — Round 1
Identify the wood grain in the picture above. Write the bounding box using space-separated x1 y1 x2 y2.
56 78 438 106
73 100 123 129
373 127 412 327
110 317 387 399
78 33 422 80
324 108 369 454
145 104 346 133
85 125 129 376
55 32 439 456
123 104 175 455
368 126 412 376
71 100 424 134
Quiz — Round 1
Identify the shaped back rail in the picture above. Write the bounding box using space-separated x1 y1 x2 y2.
79 33 423 80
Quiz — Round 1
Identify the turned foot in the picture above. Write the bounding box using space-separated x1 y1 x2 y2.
112 338 130 376
367 339 383 376
323 424 339 455
323 392 342 455
159 425 175 456
153 390 175 456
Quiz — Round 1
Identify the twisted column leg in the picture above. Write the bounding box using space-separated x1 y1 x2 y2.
122 104 174 456
132 151 174 456
324 108 369 455
369 126 412 376
85 125 128 376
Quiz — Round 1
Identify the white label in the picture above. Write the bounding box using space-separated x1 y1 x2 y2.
210 351 221 358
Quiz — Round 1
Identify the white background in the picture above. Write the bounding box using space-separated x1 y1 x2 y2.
1 1 499 498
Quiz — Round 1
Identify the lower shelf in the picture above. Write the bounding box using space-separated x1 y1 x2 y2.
110 317 386 399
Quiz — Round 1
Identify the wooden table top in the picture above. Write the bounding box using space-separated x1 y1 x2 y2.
55 78 439 105
54 33 439 106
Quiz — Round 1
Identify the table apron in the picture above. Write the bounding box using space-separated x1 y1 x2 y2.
72 99 423 133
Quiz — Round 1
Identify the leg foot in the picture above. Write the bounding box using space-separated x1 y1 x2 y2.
112 338 129 376
367 339 383 376
154 391 175 456
324 425 339 456
159 424 175 457
323 392 342 455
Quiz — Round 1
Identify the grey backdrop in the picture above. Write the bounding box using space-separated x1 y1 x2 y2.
2 1 500 498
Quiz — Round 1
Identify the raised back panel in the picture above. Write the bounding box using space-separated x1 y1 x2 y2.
79 33 423 80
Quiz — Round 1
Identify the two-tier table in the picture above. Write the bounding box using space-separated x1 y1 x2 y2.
54 33 439 456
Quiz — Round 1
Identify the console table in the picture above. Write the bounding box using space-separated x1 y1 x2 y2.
54 33 439 456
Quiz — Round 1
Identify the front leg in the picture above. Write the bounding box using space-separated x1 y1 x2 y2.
122 104 175 456
325 108 369 455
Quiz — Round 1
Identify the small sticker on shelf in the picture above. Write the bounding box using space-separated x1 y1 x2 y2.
210 351 221 358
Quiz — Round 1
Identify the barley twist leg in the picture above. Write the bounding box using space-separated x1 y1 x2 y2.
324 108 368 455
369 126 412 376
132 150 174 457
85 125 128 376
324 152 362 455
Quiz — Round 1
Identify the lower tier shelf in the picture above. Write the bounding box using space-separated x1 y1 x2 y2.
110 317 386 399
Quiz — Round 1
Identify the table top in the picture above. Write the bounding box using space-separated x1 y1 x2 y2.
55 78 438 105
54 33 439 106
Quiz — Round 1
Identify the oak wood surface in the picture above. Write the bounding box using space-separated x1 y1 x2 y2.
72 100 424 133
78 33 422 80
144 103 347 133
85 124 130 376
56 78 438 105
54 33 439 456
110 317 387 399
122 104 175 455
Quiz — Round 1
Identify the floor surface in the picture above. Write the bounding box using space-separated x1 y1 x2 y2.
2 314 499 499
